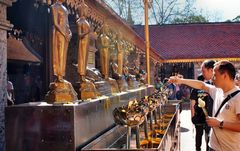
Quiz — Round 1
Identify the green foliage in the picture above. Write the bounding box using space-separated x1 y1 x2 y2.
172 14 208 24
232 15 240 22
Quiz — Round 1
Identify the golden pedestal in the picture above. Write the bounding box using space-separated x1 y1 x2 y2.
116 77 128 92
80 80 97 100
45 80 78 103
107 78 120 94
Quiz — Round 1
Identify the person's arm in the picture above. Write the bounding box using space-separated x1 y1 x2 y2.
206 115 240 132
190 100 196 118
190 89 197 118
169 76 210 93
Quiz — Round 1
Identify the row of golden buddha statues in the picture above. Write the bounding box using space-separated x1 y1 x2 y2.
45 0 146 103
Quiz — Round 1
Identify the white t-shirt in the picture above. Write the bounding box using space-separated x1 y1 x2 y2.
207 84 240 151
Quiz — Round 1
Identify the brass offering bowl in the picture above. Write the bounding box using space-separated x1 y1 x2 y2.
148 129 165 136
113 99 148 127
140 137 162 148
144 96 160 112
164 113 174 118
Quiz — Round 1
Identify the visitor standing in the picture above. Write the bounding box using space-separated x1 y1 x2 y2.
190 74 209 151
169 60 240 151
7 76 15 105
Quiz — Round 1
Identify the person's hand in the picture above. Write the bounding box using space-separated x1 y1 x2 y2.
206 116 221 127
177 74 183 78
168 76 181 84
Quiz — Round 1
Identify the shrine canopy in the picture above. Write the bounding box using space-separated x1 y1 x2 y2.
7 36 41 63
133 23 240 63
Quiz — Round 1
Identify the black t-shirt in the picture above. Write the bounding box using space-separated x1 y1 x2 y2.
190 88 213 124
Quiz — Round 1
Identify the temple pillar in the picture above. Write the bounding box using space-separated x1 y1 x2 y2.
0 0 15 150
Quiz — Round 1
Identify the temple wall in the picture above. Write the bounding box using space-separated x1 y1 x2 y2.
0 25 7 151
0 0 14 150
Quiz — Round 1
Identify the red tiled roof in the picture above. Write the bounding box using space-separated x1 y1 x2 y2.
133 23 240 61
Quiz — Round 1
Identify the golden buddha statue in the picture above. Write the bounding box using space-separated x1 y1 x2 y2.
51 0 71 81
97 25 119 93
110 54 121 80
76 0 97 99
116 32 125 75
97 25 110 80
46 0 77 103
77 0 90 82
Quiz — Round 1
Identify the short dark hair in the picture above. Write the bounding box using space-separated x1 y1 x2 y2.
163 78 169 84
197 74 204 81
214 60 236 80
202 60 216 69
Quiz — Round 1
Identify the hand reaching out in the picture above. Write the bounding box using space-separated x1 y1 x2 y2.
168 76 182 84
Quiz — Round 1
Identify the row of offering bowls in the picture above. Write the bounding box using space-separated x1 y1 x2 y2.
112 88 173 149
113 89 170 127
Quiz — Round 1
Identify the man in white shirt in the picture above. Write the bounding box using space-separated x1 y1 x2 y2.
169 60 240 151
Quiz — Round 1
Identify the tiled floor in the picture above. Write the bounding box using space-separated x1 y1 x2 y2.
180 110 206 151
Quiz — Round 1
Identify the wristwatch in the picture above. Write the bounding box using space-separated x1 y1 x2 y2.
219 120 224 129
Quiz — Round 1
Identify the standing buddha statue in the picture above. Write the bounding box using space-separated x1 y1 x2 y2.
46 0 77 103
76 0 97 99
97 25 119 93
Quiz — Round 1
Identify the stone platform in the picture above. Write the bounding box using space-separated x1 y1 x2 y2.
5 86 153 151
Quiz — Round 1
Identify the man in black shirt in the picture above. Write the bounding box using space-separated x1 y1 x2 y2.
190 60 215 151
201 60 216 117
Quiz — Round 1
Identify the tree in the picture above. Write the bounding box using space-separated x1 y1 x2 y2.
103 0 126 17
150 0 180 24
103 0 142 25
104 0 208 25
172 14 208 24
149 0 202 24
232 15 240 22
